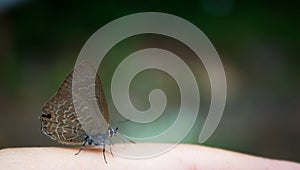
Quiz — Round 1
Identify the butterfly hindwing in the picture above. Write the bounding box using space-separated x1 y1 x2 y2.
40 62 110 144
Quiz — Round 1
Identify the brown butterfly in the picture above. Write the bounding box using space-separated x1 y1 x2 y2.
40 62 126 163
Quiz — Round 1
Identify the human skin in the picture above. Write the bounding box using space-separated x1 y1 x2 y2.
0 144 299 170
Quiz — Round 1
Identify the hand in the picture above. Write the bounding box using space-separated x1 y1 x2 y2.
1 144 299 169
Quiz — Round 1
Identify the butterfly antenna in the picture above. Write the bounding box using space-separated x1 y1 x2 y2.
111 119 131 127
116 132 135 144
112 119 135 143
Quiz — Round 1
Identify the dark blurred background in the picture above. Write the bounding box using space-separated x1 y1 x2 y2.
0 0 299 162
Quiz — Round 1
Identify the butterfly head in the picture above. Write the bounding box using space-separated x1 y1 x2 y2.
108 126 118 137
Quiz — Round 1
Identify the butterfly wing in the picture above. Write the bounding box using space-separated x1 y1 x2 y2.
41 71 87 144
71 62 109 136
41 62 110 144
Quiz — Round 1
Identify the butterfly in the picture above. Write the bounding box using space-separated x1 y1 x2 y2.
40 62 131 163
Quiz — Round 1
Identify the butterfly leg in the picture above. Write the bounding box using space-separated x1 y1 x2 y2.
103 144 108 164
75 136 88 155
109 139 114 157
109 143 114 157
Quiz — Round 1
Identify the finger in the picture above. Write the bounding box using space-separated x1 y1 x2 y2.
0 144 299 170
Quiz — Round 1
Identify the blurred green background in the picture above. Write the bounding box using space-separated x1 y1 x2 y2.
0 0 299 162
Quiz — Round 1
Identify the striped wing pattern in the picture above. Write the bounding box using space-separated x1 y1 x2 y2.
40 62 109 144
